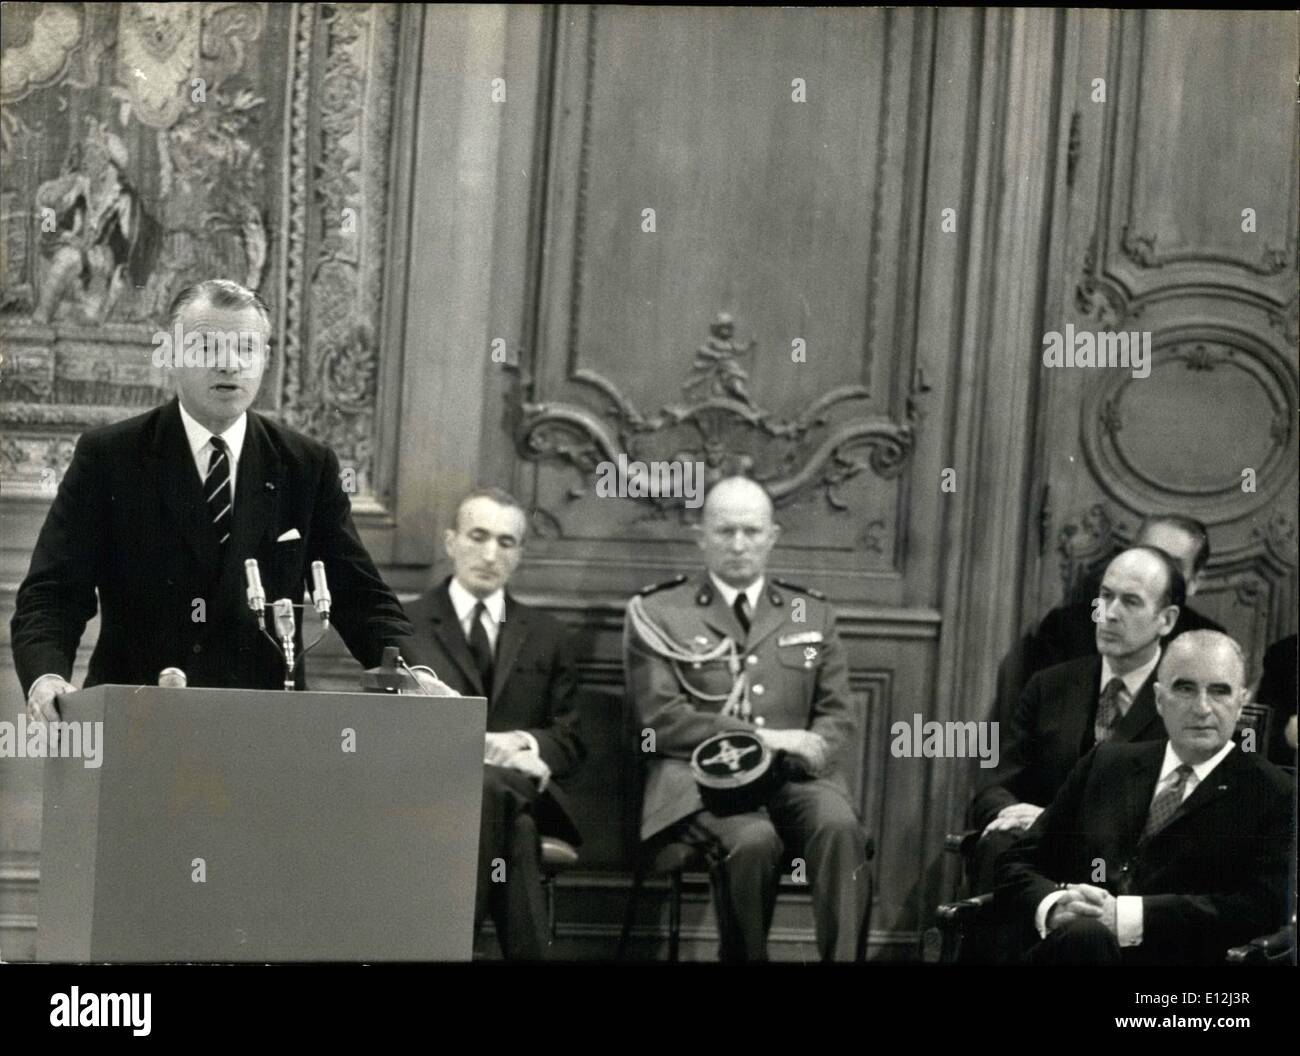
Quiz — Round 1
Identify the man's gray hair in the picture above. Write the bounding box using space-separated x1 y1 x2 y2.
1158 630 1249 686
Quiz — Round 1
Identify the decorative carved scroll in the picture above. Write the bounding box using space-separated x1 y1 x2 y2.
516 313 915 514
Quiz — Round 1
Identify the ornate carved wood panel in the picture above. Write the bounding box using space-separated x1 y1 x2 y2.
511 7 932 602
1034 9 1298 666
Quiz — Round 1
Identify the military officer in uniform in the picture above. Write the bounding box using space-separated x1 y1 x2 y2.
623 475 870 961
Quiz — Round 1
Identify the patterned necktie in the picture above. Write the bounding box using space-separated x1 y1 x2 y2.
205 436 233 546
732 593 751 637
1094 676 1125 744
1142 764 1194 840
467 601 494 696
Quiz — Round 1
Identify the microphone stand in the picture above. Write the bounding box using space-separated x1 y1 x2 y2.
245 559 332 691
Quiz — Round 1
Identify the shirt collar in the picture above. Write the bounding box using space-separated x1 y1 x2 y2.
1100 646 1161 701
1160 737 1235 785
708 571 764 612
448 576 505 626
178 400 248 466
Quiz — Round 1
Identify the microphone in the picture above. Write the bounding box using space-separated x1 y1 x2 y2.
158 667 187 688
244 559 266 613
272 597 296 643
310 560 332 620
272 598 297 691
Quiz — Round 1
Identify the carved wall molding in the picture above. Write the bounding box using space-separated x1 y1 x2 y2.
1079 328 1297 523
516 313 915 517
1074 13 1297 329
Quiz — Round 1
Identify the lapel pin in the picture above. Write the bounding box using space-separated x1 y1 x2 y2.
265 481 275 491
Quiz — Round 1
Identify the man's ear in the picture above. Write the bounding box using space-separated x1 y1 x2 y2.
1158 604 1180 637
691 523 706 552
769 523 782 543
1184 573 1200 599
442 528 457 559
1153 684 1166 721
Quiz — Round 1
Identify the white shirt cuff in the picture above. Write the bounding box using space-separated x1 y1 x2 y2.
27 672 69 704
1116 895 1143 946
1035 890 1069 938
517 730 540 755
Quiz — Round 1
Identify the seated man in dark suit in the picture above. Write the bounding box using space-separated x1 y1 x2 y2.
1024 513 1223 686
403 487 585 960
967 546 1184 896
995 631 1294 965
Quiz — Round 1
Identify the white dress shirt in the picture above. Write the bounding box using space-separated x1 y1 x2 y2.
448 577 505 652
178 401 248 505
1035 739 1238 946
708 572 765 617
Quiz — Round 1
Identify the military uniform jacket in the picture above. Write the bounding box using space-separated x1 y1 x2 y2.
624 573 857 839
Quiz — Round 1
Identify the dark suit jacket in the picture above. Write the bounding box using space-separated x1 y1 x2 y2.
1257 634 1298 765
996 740 1295 964
12 398 413 694
402 578 585 844
971 654 1165 830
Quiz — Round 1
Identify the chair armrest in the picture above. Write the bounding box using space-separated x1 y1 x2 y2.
1226 922 1296 965
936 892 995 929
944 828 981 856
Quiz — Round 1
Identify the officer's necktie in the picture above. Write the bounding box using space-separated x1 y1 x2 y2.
205 436 233 546
467 601 494 696
732 593 751 637
1142 763 1193 840
1094 676 1126 744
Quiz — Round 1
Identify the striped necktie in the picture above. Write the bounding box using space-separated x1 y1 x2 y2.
1142 764 1193 840
1094 676 1126 744
205 436 233 545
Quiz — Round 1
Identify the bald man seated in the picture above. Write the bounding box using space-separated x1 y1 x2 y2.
995 631 1295 965
623 476 870 962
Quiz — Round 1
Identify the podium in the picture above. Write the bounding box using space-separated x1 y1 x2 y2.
37 685 486 961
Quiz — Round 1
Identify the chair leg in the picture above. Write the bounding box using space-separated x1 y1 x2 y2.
617 865 645 960
668 869 683 962
545 874 557 942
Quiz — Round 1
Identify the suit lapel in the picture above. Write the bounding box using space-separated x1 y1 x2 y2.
491 594 529 706
745 586 787 651
1154 747 1239 837
1063 657 1104 756
699 575 747 646
151 399 221 582
220 411 282 583
1126 745 1162 842
428 580 486 696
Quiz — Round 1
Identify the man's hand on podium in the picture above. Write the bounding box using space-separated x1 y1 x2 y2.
485 731 552 791
26 674 75 722
407 666 462 697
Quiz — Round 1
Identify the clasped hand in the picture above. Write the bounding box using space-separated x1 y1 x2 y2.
1046 883 1118 936
485 731 551 791
756 727 828 774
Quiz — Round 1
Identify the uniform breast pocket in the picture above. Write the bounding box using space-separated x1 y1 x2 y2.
776 644 822 671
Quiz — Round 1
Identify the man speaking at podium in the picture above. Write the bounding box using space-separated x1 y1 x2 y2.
13 278 450 720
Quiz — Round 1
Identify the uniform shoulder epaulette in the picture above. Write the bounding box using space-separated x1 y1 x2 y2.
771 577 825 600
638 574 687 596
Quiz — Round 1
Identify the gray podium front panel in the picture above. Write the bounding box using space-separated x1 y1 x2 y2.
37 686 486 962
